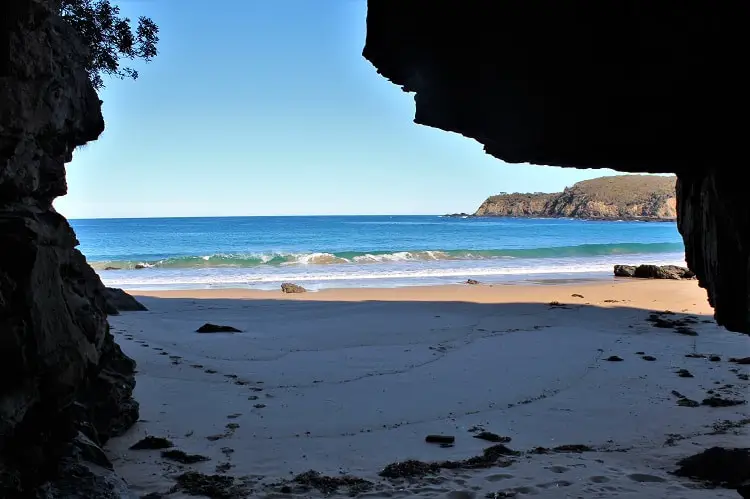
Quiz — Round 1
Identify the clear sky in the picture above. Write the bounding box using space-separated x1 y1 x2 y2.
56 0 628 220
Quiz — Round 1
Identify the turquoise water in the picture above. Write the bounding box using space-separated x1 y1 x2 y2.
70 216 686 290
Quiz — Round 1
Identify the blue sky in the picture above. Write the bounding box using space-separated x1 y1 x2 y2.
56 0 627 219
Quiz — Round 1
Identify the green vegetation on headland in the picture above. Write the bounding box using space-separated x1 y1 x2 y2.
469 175 676 221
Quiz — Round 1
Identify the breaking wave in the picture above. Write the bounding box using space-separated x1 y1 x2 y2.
90 242 683 271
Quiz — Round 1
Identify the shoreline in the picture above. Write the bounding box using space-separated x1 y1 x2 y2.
125 279 715 314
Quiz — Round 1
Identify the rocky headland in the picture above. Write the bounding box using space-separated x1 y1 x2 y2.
474 175 676 221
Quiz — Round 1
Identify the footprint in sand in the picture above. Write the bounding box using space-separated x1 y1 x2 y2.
538 480 573 489
546 465 570 474
589 476 611 483
486 473 514 482
190 364 204 369
205 369 218 374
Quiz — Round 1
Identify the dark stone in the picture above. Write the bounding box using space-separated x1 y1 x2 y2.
425 434 455 444
709 355 722 362
571 293 584 298
677 369 694 378
281 282 307 293
466 279 480 285
160 450 210 464
677 398 700 408
673 447 750 488
633 264 696 280
614 265 636 278
196 323 242 333
129 436 174 450
701 396 746 408
104 287 148 312
605 356 624 362
472 431 511 443
675 326 699 336
642 355 657 361
362 3 749 333
730 357 750 365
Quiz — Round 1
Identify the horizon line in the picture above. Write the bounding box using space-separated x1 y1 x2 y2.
66 213 464 221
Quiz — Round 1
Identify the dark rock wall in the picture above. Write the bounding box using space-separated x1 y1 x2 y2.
363 1 749 333
1 0 138 495
677 171 749 333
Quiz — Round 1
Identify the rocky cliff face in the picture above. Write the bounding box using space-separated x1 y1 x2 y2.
1 1 138 496
475 175 677 220
363 2 749 333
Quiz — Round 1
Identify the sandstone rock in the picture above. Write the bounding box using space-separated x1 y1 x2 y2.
1 1 137 495
281 282 307 293
105 287 148 312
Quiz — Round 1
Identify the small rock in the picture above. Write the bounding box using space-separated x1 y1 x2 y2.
253 404 266 409
425 434 455 444
677 398 700 408
642 355 657 361
675 326 698 336
129 436 174 450
196 323 242 333
709 355 721 362
729 357 750 365
702 396 747 408
635 351 645 355
677 369 694 378
571 293 584 298
281 282 307 293
472 431 511 443
605 356 624 362
161 450 210 464
673 447 750 487
466 279 480 285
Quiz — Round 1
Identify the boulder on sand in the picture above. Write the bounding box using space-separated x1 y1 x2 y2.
614 264 695 280
281 282 307 293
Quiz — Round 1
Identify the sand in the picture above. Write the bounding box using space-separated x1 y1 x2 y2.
106 279 749 498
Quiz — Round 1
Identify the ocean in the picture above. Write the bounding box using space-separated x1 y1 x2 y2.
70 215 687 291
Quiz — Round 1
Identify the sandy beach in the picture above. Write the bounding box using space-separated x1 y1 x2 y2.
106 279 749 498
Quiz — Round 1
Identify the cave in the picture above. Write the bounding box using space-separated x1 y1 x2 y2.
363 1 749 334
1 0 748 496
